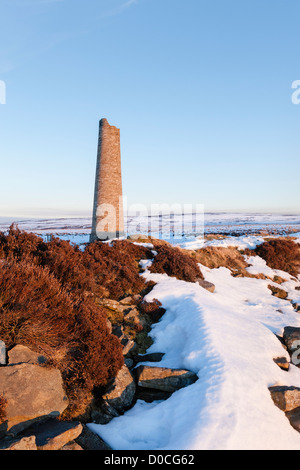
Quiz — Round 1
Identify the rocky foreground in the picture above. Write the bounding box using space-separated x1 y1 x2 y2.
0 294 202 451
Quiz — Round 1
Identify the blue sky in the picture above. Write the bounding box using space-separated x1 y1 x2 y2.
0 0 300 218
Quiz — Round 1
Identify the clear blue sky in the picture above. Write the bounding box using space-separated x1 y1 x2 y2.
0 0 300 218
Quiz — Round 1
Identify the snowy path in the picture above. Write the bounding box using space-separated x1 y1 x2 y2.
89 257 300 450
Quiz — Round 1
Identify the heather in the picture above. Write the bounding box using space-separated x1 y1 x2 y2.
0 226 154 417
252 239 300 278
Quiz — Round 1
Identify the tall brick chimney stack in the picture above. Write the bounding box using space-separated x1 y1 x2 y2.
90 118 125 242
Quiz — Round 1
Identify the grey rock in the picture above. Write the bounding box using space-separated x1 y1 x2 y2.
23 419 82 451
102 365 136 414
8 345 47 366
0 363 69 435
135 366 198 393
76 424 112 450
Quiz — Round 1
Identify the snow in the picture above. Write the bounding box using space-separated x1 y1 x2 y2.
179 235 267 251
88 244 300 450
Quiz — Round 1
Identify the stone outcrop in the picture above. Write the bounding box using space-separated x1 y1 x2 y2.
269 386 300 412
0 362 69 435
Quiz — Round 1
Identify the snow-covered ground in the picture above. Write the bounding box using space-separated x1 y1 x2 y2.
88 236 300 450
0 212 300 244
2 212 300 449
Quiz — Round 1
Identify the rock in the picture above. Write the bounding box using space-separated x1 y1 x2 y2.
135 352 165 364
124 358 134 369
0 435 37 450
268 285 288 299
76 424 112 450
8 345 47 366
24 419 83 451
121 338 136 357
120 296 135 306
269 386 300 412
197 279 215 293
102 365 136 414
0 341 6 365
273 357 290 371
283 327 300 355
124 308 141 326
106 319 113 334
136 388 172 403
61 441 83 450
286 406 300 432
292 302 300 312
135 366 198 393
0 363 69 435
112 325 124 339
90 401 120 425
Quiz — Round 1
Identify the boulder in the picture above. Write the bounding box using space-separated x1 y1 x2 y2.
0 363 69 435
269 386 300 412
197 279 215 293
102 365 136 414
8 345 47 366
135 366 198 393
23 419 83 451
0 435 37 450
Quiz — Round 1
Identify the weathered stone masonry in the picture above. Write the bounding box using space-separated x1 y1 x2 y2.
90 118 125 242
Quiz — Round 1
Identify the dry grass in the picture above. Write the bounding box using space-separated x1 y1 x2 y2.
191 246 266 279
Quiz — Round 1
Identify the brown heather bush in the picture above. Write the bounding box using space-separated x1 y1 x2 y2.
149 244 203 282
83 240 154 300
0 226 156 417
253 239 300 277
0 259 124 417
138 299 166 323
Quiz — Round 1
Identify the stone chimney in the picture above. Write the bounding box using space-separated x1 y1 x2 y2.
90 119 125 242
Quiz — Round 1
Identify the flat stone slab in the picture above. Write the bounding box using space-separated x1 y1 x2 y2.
135 366 198 393
8 345 47 366
0 435 37 450
24 419 83 450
